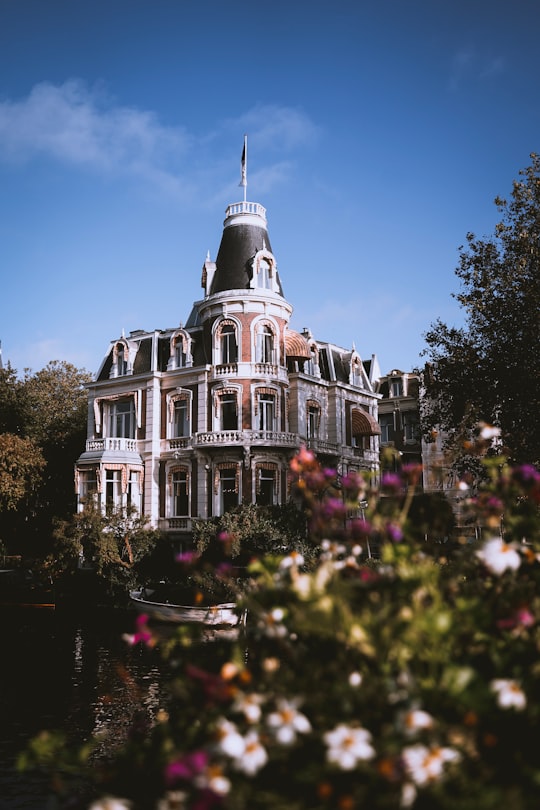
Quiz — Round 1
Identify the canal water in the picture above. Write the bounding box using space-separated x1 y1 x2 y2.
0 605 166 810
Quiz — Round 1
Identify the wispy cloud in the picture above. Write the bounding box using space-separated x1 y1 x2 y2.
448 48 505 91
0 83 319 199
0 80 189 177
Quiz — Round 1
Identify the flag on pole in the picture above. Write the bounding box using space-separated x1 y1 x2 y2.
239 135 247 188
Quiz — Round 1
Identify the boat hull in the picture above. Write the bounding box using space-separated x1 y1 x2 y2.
129 590 240 626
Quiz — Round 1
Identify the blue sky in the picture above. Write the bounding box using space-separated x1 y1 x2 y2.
1 0 539 378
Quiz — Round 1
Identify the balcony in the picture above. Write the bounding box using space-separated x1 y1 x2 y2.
161 517 193 532
194 430 299 448
85 437 139 453
306 438 341 456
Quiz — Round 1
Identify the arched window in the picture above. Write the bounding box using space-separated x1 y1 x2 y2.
168 466 190 517
215 463 240 514
214 388 239 431
216 320 238 365
256 325 274 364
172 397 190 437
111 341 129 377
256 463 278 506
174 337 186 368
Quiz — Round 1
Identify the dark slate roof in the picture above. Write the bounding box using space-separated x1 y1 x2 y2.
210 222 284 296
133 338 152 374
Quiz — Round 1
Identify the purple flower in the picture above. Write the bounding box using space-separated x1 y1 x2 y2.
166 750 209 785
381 473 403 493
176 550 200 565
385 522 404 543
349 518 372 540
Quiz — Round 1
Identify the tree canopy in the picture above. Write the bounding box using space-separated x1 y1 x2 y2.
0 360 92 553
422 153 540 467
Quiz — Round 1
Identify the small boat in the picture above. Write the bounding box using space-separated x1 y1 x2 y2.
129 587 241 626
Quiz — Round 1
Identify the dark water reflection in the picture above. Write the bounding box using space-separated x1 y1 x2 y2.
0 605 165 810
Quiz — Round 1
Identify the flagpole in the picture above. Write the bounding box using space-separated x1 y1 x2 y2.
240 134 247 202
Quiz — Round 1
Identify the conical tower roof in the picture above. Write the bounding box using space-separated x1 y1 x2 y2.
209 201 284 296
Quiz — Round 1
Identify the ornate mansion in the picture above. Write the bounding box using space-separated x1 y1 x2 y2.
75 188 382 542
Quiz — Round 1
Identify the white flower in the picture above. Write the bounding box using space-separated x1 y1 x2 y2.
215 719 245 758
402 744 460 787
348 671 363 687
267 697 312 744
231 730 268 775
257 607 288 638
476 537 521 575
323 723 375 770
194 765 231 796
279 550 304 569
400 782 417 808
232 691 265 723
402 708 435 736
88 799 132 810
490 678 527 710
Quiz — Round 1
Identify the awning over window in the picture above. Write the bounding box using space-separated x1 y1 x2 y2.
352 408 381 436
285 330 312 360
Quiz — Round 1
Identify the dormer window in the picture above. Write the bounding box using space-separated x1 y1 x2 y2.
168 329 193 370
111 341 130 377
174 338 186 369
250 249 279 292
391 378 403 397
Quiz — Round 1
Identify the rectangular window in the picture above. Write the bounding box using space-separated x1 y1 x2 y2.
257 328 273 363
307 406 319 439
175 342 186 368
257 469 275 506
80 469 98 504
173 399 190 437
380 414 394 444
172 471 189 516
259 394 275 431
221 394 238 431
105 469 122 513
116 346 127 375
391 379 403 397
221 327 238 364
403 414 419 443
109 399 135 438
220 468 238 513
127 471 141 512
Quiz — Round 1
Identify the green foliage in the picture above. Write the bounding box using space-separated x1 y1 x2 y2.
193 502 311 562
0 433 45 512
50 502 162 600
422 153 540 467
0 360 91 552
21 447 540 809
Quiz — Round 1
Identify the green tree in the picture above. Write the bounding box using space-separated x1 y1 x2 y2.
422 153 540 466
50 502 162 602
0 433 45 512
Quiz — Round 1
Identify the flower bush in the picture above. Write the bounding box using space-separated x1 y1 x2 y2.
21 442 540 809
